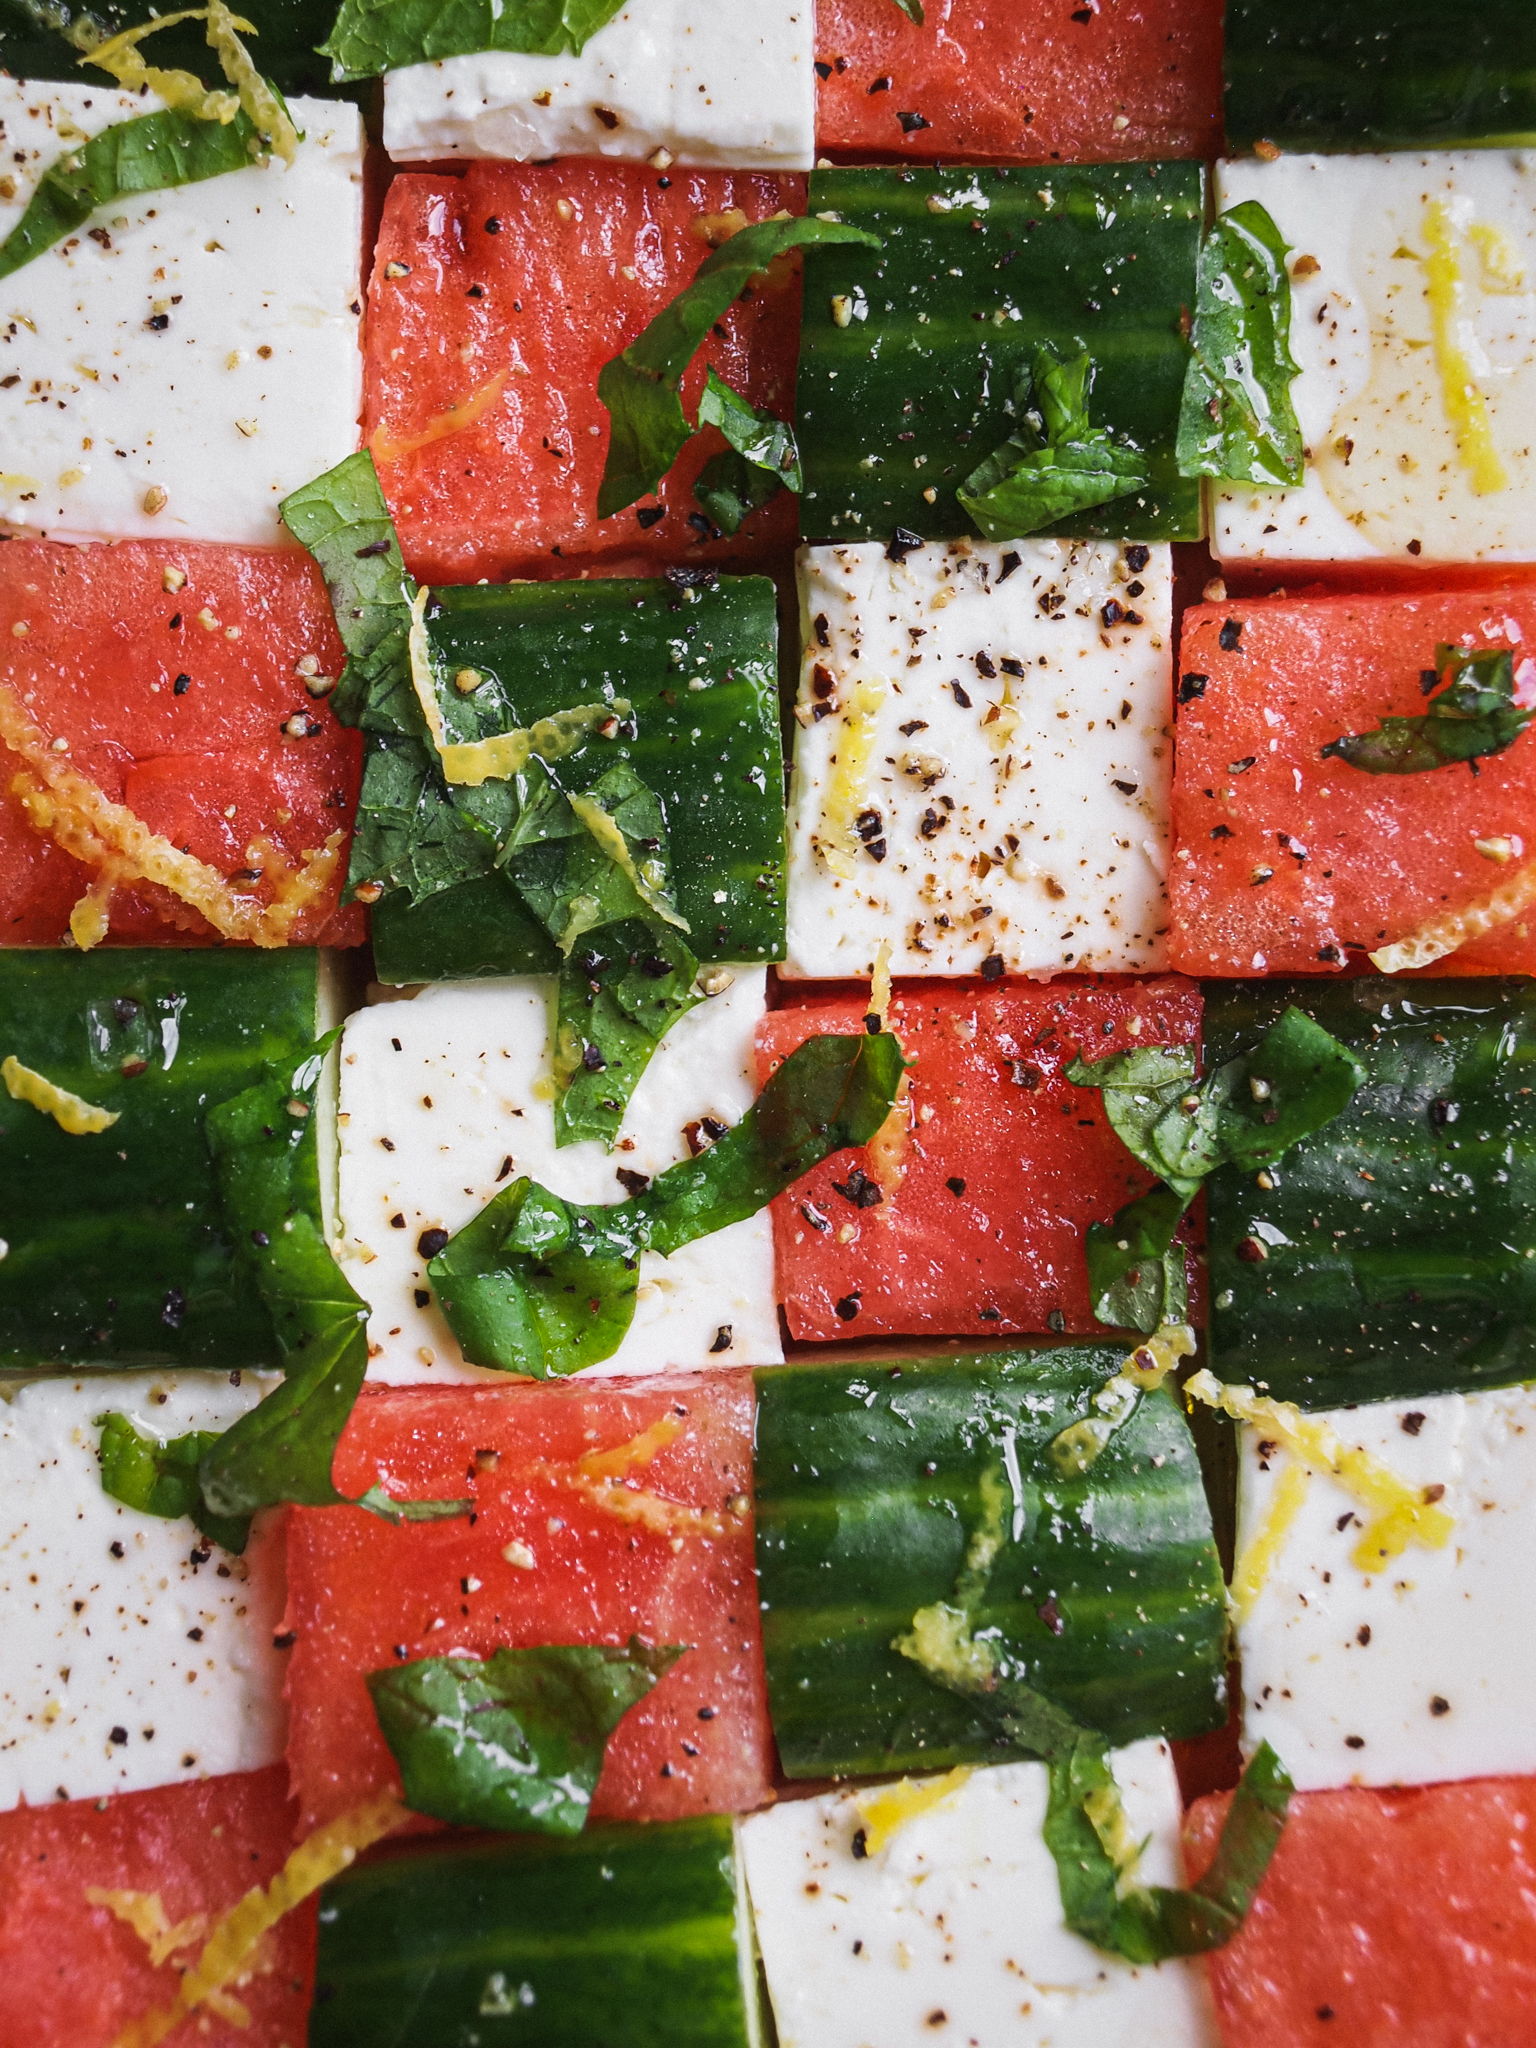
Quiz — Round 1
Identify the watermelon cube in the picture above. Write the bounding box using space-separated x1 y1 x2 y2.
814 0 1221 165
0 539 362 949
364 161 805 586
282 1375 774 1835
0 1764 313 2048
1185 1777 1536 2045
759 975 1201 1341
1168 588 1536 977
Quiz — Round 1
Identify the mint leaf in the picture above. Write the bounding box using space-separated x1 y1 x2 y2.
367 1639 684 1833
97 1412 251 1556
1084 1185 1192 1334
956 345 1150 541
1177 200 1304 488
691 372 801 536
429 1030 905 1374
1322 643 1535 774
279 449 415 688
597 215 881 519
321 0 628 82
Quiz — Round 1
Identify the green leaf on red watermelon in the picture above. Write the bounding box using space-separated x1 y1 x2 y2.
956 345 1151 541
1177 199 1304 488
690 366 803 533
1322 643 1536 774
887 0 925 19
367 1639 686 1833
596 215 881 519
320 0 629 81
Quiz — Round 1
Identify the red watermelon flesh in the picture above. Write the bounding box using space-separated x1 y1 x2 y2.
1186 1777 1536 2046
1169 587 1536 977
283 1374 773 1837
0 539 363 948
0 1765 312 2048
364 160 805 586
758 975 1202 1342
813 0 1223 165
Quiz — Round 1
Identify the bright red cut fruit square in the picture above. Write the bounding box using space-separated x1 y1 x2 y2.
0 539 363 948
758 975 1202 1342
813 0 1222 164
364 160 805 586
1169 587 1536 977
284 1374 773 1836
0 1765 312 2048
1186 1778 1536 2046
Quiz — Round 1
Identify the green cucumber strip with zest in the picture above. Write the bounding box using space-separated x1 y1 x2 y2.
429 1030 905 1375
1322 643 1534 774
957 345 1150 541
320 0 626 82
1206 977 1536 1407
596 214 881 519
1067 1008 1364 1332
1177 200 1303 487
751 1348 1227 1779
367 1639 685 1834
0 0 354 99
310 1815 758 2048
97 1411 251 1555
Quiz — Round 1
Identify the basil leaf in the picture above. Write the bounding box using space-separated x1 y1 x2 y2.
0 103 265 283
430 1030 905 1374
354 1484 477 1525
367 1639 685 1833
1083 1186 1192 1333
1322 643 1534 774
1177 200 1304 488
321 0 627 83
279 450 417 724
596 215 881 518
556 917 701 1150
697 366 802 491
693 449 784 537
957 347 1150 541
97 1412 252 1556
888 0 925 19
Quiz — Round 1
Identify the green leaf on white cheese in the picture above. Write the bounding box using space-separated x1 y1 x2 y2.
97 1411 252 1555
321 0 629 82
1177 199 1304 488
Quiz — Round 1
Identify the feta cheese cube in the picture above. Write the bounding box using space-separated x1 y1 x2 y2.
382 3 814 169
0 1373 288 1812
336 971 781 1382
1236 1382 1536 1790
0 80 363 547
783 539 1173 978
1212 152 1536 567
738 1744 1217 2048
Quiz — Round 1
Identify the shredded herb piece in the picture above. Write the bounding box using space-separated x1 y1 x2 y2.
1177 199 1304 487
97 1411 252 1555
887 0 925 19
596 215 880 520
1067 1009 1364 1332
429 1029 905 1375
690 367 803 535
320 0 630 83
367 1639 685 1833
956 344 1150 541
1322 643 1535 774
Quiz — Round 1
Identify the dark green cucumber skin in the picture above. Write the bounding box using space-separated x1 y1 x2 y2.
796 164 1205 548
310 1819 755 2048
0 949 320 1370
1225 0 1536 153
1206 978 1536 1409
752 1348 1226 1779
371 575 785 985
0 1 362 102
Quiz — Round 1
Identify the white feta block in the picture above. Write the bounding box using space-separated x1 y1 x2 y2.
0 1372 288 1812
382 3 814 169
1212 152 1536 567
1236 1382 1536 1791
336 971 782 1383
0 80 363 547
783 539 1173 979
739 1745 1217 2048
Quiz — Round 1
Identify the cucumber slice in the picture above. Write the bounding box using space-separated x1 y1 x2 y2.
0 0 364 102
752 1348 1227 1779
1205 977 1536 1408
0 948 326 1371
310 1817 762 2048
370 575 785 985
1226 0 1536 154
796 164 1205 548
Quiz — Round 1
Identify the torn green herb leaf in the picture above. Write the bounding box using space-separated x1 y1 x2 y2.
97 1411 252 1556
887 0 925 19
430 1029 905 1374
956 345 1151 541
1322 643 1536 774
1068 1008 1364 1331
1177 200 1304 488
321 0 628 81
691 366 803 533
596 214 880 519
367 1638 685 1833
